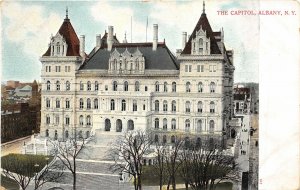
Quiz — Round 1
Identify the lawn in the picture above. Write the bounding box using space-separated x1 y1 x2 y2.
177 182 233 190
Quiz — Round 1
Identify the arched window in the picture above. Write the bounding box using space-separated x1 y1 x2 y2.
197 120 202 133
198 82 203 93
163 135 167 144
78 131 83 138
54 130 58 140
171 100 176 112
135 58 139 70
121 99 126 111
185 101 191 113
95 81 99 91
171 135 176 143
46 81 51 91
79 115 84 125
124 81 128 91
111 99 115 110
66 81 70 91
46 98 50 108
197 101 203 113
79 98 84 109
87 115 91 126
46 115 50 124
163 118 167 130
186 82 191 92
65 115 70 125
113 81 118 91
65 130 69 139
163 100 168 111
135 81 140 91
172 82 176 92
56 98 60 108
210 82 216 93
128 120 134 131
46 129 49 137
171 119 176 130
65 99 70 109
56 81 60 91
154 134 159 143
210 101 215 113
209 120 214 133
154 118 159 129
155 100 159 111
163 82 168 92
155 81 159 92
199 38 203 46
94 99 99 109
87 98 91 109
87 81 91 91
196 137 202 148
133 100 137 111
80 81 84 91
185 119 190 132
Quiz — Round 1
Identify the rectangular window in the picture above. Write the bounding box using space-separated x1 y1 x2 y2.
66 117 70 125
56 66 61 72
105 85 108 91
201 65 204 72
143 104 146 110
188 65 192 72
209 65 213 72
66 100 70 109
213 65 216 72
46 66 48 72
197 65 200 72
185 65 188 72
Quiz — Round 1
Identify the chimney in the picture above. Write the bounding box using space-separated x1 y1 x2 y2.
96 34 101 51
107 26 114 51
153 24 158 51
182 32 187 49
79 35 85 58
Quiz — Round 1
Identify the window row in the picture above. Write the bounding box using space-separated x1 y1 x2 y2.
184 64 216 72
154 100 216 113
46 81 99 91
185 81 216 93
45 115 92 126
110 99 143 111
45 129 90 139
153 118 215 133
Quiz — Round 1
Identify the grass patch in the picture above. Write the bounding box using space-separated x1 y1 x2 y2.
177 182 233 190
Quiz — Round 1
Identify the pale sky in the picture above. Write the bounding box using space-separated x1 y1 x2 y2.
2 0 261 83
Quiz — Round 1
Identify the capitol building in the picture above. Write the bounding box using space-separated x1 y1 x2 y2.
40 7 235 144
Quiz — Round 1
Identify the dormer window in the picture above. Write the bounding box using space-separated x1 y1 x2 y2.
56 42 60 54
191 26 210 55
199 38 203 54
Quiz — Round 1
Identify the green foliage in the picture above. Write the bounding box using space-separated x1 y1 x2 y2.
1 154 53 177
1 175 19 190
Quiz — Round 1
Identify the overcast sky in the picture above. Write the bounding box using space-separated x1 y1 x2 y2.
2 0 261 83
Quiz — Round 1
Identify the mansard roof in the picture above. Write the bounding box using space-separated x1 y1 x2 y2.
43 17 80 56
181 12 221 55
80 43 179 70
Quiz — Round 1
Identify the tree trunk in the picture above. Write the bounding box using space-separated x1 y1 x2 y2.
73 172 76 190
172 175 176 190
185 182 188 190
133 176 138 190
167 177 171 190
159 177 163 190
137 175 142 190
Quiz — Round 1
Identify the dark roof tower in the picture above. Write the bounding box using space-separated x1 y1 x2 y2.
43 8 80 56
181 1 221 54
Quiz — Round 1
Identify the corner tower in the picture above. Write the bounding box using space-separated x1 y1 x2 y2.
40 9 86 139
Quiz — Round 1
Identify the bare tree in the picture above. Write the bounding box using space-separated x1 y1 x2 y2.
165 137 184 190
49 135 87 190
178 140 239 190
109 130 152 190
1 154 64 190
152 142 168 190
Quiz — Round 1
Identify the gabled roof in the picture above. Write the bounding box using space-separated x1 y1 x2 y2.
43 17 80 56
181 12 221 54
80 42 179 71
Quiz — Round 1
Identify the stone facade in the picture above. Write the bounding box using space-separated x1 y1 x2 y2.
40 9 234 144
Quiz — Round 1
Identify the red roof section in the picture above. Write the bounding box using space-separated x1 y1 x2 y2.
43 17 80 56
181 13 221 54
